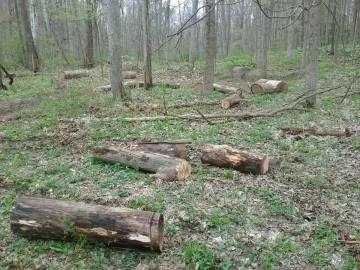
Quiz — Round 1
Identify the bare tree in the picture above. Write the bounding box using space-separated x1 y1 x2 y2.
287 14 297 59
203 0 216 94
189 0 199 71
85 0 94 68
107 0 126 99
143 0 152 89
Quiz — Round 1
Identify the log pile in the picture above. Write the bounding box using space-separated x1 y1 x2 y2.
251 79 288 94
11 196 164 251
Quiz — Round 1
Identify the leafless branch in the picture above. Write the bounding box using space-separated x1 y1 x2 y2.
340 72 359 104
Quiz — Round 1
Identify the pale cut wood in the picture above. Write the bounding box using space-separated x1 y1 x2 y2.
251 79 288 94
130 140 191 160
221 94 242 109
93 147 191 181
195 82 242 96
200 144 269 175
58 70 89 80
281 127 355 137
11 196 164 251
122 71 137 79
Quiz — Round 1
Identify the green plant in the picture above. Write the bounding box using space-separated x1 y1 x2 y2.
117 188 131 197
182 241 217 270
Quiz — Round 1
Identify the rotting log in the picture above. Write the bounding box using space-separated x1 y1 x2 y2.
93 147 191 181
221 94 243 109
122 71 137 79
58 70 89 80
195 82 242 96
200 144 269 175
281 127 355 137
251 79 288 94
130 139 191 160
10 196 164 252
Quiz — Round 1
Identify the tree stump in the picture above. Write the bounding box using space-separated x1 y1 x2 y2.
58 70 89 80
251 79 288 94
11 196 164 251
200 144 269 175
221 94 242 109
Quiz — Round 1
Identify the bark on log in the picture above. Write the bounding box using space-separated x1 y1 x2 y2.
122 71 137 79
221 94 242 109
92 82 187 93
195 82 242 96
200 144 269 175
11 196 164 251
93 147 191 181
251 79 288 94
281 127 355 137
58 70 89 80
130 139 191 160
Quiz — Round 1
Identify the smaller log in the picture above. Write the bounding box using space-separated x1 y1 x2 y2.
94 147 191 181
92 81 144 93
122 71 137 79
281 127 355 137
200 144 269 175
11 196 164 251
251 79 288 94
130 139 191 159
195 82 242 96
221 94 242 109
58 70 89 80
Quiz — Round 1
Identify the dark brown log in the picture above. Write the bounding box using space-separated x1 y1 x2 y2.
221 94 242 109
11 196 164 251
195 82 242 96
122 71 137 79
93 147 191 181
251 79 288 94
58 70 89 80
281 127 355 137
130 139 191 159
200 144 269 175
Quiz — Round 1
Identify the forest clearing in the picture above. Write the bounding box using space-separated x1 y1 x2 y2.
1 0 360 269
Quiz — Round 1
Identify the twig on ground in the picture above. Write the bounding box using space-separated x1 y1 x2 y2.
197 109 214 125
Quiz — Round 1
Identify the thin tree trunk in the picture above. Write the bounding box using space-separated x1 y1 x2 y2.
287 15 296 59
14 0 26 66
85 0 94 68
142 0 152 89
164 0 170 66
301 0 309 69
189 0 199 71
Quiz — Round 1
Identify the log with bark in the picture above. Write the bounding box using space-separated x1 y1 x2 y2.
195 82 243 96
200 144 270 175
92 81 188 93
58 70 89 80
11 196 164 251
221 94 243 109
251 79 288 94
122 71 137 79
93 147 191 181
130 139 191 160
281 127 355 137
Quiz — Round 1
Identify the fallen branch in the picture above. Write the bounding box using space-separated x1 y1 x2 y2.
281 127 355 137
197 109 214 125
340 71 359 104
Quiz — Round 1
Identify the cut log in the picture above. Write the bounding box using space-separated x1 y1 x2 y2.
92 81 187 93
195 82 242 96
93 147 191 181
11 196 164 251
130 139 191 160
251 79 288 94
122 71 137 79
281 127 355 137
58 70 89 80
221 94 243 109
200 144 269 175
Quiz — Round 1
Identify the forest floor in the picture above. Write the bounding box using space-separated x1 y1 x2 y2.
0 49 359 270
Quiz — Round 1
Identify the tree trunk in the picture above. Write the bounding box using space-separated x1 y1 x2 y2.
221 94 242 109
195 82 242 96
329 4 337 55
93 147 191 181
200 144 270 175
287 15 296 59
17 0 39 72
58 70 89 80
189 0 199 71
203 0 216 94
301 0 309 69
107 0 126 98
85 0 94 68
251 79 288 94
14 0 26 66
281 127 354 137
352 0 360 51
11 196 164 252
305 3 321 106
143 0 153 89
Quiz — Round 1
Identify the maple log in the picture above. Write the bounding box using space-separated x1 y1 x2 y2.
122 71 137 79
251 79 288 94
130 139 191 160
93 147 191 181
200 144 269 175
195 82 242 96
58 70 89 80
281 127 355 137
11 196 164 251
221 94 242 109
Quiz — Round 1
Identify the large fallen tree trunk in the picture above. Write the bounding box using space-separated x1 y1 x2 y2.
122 71 137 79
58 70 89 80
92 82 187 93
130 139 191 160
251 79 288 94
200 144 270 175
11 196 164 251
221 94 243 109
281 127 355 137
195 82 242 96
93 147 191 181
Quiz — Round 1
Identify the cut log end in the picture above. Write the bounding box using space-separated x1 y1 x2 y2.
251 79 288 94
251 84 263 95
221 94 242 109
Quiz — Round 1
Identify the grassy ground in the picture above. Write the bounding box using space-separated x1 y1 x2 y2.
0 49 359 270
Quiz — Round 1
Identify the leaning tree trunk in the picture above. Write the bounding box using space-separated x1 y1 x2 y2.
143 0 153 89
203 0 216 94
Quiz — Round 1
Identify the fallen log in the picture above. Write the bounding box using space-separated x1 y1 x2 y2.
11 196 164 251
93 147 191 181
221 94 243 109
130 139 191 159
195 82 242 96
281 127 355 137
122 71 137 79
124 100 221 111
58 70 89 80
251 79 288 94
200 144 269 175
92 82 187 93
